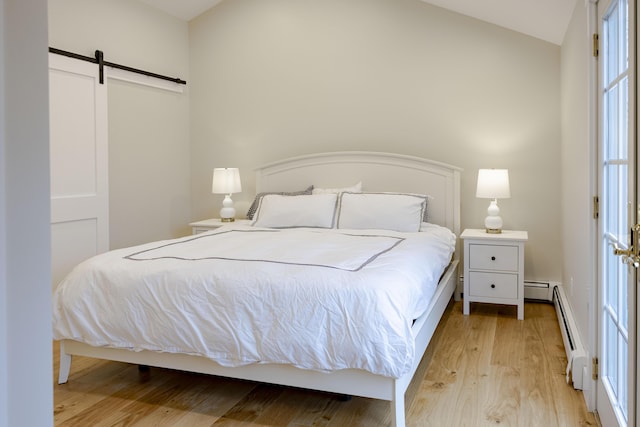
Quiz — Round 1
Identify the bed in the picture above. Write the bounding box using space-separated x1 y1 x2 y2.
53 151 461 427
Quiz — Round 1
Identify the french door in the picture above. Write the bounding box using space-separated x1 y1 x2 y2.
597 0 637 425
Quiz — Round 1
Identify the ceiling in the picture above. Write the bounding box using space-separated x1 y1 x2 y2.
139 0 577 46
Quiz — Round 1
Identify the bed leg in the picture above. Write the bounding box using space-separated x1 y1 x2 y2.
58 342 72 384
390 383 406 427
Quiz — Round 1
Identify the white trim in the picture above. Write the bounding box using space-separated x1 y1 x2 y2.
106 66 184 93
587 0 598 412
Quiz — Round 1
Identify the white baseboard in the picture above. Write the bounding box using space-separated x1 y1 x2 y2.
524 280 558 301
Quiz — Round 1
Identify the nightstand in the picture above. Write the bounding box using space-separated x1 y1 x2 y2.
189 218 252 235
461 228 528 320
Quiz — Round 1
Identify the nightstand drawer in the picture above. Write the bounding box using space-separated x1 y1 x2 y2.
468 244 518 271
468 271 518 299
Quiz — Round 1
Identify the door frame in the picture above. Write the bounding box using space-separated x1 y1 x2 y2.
588 0 599 411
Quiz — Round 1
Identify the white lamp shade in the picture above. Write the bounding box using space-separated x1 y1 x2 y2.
212 168 242 194
476 169 510 199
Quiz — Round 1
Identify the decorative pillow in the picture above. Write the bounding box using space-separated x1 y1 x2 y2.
312 181 362 195
252 194 338 228
336 192 429 232
246 185 313 220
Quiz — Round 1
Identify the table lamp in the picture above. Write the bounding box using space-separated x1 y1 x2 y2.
212 168 242 222
476 169 510 234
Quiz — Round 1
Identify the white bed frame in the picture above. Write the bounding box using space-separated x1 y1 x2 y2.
58 151 461 427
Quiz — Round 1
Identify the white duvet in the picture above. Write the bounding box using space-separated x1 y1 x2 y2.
53 224 455 379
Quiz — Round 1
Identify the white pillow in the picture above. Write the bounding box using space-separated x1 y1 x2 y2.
337 192 428 232
252 194 338 228
312 181 362 195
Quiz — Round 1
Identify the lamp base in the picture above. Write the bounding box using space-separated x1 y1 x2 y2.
219 195 236 222
484 200 503 234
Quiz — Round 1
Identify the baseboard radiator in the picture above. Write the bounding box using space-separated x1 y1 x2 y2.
523 280 556 301
552 284 588 390
462 278 588 389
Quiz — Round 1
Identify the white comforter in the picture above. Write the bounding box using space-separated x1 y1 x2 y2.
53 224 455 379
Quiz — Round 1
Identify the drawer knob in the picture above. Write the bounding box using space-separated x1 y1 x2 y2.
491 284 496 289
491 256 496 261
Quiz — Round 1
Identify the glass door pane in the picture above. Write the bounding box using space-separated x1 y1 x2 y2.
600 0 630 424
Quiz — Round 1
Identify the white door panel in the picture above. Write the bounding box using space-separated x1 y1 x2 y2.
51 220 98 291
49 68 99 197
49 53 108 288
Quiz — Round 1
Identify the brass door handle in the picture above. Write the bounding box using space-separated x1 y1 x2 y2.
611 225 640 267
612 243 638 266
613 244 634 257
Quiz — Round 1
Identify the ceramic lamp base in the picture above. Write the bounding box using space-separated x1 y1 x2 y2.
219 194 236 222
484 199 503 234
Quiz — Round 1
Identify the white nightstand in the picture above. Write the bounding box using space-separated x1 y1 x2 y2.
189 218 252 235
461 228 528 320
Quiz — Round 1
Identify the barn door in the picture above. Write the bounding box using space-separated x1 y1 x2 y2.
49 53 109 288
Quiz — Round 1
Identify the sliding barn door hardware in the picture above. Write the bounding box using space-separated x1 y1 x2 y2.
49 47 187 86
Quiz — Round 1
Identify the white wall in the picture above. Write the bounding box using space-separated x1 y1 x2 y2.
48 0 192 248
189 0 563 282
0 0 52 425
560 2 591 362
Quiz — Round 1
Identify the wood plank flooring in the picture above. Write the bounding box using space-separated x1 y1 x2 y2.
53 301 598 426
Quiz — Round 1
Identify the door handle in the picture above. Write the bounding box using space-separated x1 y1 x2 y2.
612 224 640 267
612 243 639 267
613 244 634 257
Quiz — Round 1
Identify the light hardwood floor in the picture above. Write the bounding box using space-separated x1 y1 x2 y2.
53 301 598 426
